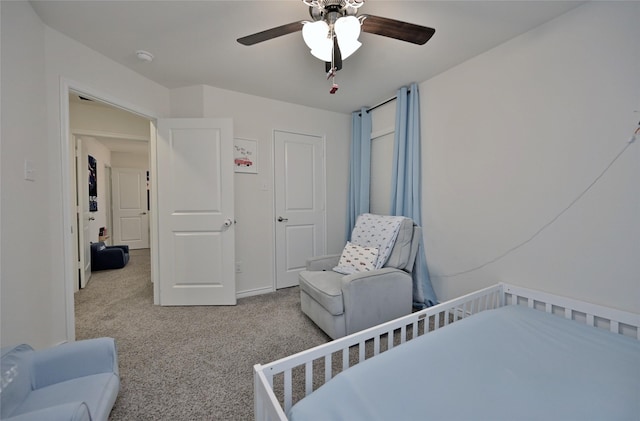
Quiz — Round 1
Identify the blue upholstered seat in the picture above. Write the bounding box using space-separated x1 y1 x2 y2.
0 338 120 421
90 242 129 271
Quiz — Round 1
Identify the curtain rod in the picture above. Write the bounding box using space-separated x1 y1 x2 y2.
366 95 396 113
358 89 411 116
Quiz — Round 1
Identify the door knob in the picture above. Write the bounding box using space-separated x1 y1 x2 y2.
223 218 234 227
277 216 288 222
140 212 147 215
88 217 95 221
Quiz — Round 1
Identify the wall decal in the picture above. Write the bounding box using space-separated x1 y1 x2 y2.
88 155 98 211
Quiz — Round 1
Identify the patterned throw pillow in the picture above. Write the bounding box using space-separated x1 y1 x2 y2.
334 242 379 275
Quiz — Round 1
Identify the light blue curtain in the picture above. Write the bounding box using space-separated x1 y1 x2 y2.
346 107 372 239
390 83 438 308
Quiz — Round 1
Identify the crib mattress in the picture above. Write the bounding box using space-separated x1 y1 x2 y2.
288 304 640 421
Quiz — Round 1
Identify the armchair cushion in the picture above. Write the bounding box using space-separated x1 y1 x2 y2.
299 270 344 316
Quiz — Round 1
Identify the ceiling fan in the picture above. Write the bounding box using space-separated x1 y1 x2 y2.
237 0 435 93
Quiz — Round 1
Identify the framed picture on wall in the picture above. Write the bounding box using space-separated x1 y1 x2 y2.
88 155 98 212
234 138 258 174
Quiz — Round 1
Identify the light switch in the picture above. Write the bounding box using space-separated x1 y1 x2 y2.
24 160 36 181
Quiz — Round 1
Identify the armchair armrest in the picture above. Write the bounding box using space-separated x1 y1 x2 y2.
5 402 90 421
109 245 129 254
305 254 340 271
32 338 118 389
341 268 413 335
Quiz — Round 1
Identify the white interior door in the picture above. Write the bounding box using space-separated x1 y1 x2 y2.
75 137 92 288
112 168 149 249
156 118 236 305
274 130 326 289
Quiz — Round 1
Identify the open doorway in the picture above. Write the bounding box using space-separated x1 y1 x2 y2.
61 82 157 342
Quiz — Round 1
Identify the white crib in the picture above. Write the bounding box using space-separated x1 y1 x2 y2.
254 283 640 420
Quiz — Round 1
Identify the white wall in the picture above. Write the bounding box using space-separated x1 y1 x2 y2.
171 85 351 296
1 1 53 348
370 101 396 215
111 152 148 170
1 1 171 348
421 2 640 313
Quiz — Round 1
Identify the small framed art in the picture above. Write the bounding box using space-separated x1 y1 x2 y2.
234 138 258 174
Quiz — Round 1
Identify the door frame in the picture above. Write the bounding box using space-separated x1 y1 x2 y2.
59 78 159 342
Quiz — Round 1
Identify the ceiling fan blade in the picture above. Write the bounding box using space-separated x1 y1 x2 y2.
237 21 304 46
360 15 435 45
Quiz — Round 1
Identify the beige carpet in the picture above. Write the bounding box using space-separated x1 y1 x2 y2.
75 249 330 420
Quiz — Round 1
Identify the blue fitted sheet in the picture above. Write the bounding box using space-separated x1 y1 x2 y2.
288 305 640 421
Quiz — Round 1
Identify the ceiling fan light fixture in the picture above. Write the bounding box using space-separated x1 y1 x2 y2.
310 47 333 62
335 15 360 40
335 16 362 59
338 38 361 59
302 20 330 50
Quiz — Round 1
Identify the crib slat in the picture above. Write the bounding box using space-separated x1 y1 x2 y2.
565 308 572 320
610 320 619 334
359 342 365 362
324 354 332 381
586 314 594 327
284 369 292 412
342 347 349 371
374 335 380 356
305 362 312 396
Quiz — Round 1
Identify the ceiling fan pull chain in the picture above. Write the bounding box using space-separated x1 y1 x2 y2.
328 27 339 94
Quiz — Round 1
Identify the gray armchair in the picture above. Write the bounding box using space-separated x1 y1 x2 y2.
299 217 420 339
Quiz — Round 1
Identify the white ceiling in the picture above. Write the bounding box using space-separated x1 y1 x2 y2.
33 1 585 115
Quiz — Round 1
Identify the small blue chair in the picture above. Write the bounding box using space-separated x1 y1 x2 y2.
0 337 120 421
90 242 129 271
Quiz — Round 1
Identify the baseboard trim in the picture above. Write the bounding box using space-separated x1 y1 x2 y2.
236 286 274 299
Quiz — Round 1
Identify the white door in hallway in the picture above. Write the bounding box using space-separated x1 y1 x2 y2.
156 118 236 305
274 130 326 289
75 137 92 288
112 168 149 249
